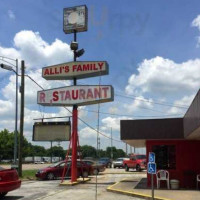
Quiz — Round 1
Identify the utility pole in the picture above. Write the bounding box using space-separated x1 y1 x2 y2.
125 143 128 156
50 141 53 163
14 59 18 167
98 137 100 151
111 128 113 160
18 60 25 177
96 125 100 158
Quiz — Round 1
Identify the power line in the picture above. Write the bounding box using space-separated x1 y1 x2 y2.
116 93 189 109
78 80 189 109
66 107 121 143
83 109 184 118
24 74 122 143
24 74 185 142
25 75 44 90
27 73 184 115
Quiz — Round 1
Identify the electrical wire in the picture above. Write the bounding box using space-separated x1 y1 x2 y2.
83 109 184 118
26 73 185 116
24 75 45 118
68 108 120 143
116 93 189 109
23 72 122 142
22 73 182 143
78 80 189 109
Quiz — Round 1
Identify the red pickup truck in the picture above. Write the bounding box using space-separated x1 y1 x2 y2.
123 154 147 172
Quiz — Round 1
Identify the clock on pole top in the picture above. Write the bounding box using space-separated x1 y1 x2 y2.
63 5 88 34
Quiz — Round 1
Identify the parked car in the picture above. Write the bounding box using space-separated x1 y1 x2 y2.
0 160 11 163
0 166 21 198
83 157 96 161
113 158 129 168
34 161 45 164
83 160 105 175
35 160 92 180
98 157 112 168
123 154 147 172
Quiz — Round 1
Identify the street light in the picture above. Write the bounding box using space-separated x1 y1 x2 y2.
0 56 18 168
0 63 13 71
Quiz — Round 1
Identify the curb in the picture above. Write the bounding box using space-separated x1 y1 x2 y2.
107 179 172 200
102 172 146 175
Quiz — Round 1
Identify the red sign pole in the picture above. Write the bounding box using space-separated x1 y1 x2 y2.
71 105 78 182
71 31 78 182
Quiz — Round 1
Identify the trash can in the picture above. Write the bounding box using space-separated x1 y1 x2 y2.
170 179 180 189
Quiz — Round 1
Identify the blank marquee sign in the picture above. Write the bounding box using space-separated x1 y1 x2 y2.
33 122 71 141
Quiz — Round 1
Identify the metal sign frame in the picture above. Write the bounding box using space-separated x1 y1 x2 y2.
37 85 114 106
63 5 88 34
33 121 71 141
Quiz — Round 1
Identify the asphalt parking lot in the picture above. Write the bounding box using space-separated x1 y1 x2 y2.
3 168 146 200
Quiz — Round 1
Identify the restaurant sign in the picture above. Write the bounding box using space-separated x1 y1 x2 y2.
42 61 109 80
37 85 114 106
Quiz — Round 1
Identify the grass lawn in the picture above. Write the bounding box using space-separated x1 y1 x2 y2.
22 169 37 180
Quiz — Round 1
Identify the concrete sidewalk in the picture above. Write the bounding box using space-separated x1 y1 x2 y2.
107 178 200 200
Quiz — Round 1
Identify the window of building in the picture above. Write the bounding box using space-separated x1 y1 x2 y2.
152 145 176 169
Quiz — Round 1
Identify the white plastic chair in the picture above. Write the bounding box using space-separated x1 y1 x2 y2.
197 174 200 189
156 170 170 189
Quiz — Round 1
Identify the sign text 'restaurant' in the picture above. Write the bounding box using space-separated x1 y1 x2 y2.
37 85 114 106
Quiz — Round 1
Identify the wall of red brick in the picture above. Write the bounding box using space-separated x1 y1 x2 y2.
146 140 200 189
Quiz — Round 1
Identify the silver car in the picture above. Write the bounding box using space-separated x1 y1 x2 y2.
113 158 129 168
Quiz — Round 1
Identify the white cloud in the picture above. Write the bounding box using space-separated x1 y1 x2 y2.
101 116 132 131
123 96 153 114
192 15 200 31
0 99 14 118
191 15 200 47
0 30 126 151
108 106 119 114
0 30 74 138
78 126 112 149
8 10 15 20
167 95 194 115
0 46 20 62
79 127 98 139
125 56 200 98
12 30 73 69
2 69 71 105
0 30 73 108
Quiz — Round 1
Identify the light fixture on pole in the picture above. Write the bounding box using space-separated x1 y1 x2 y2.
0 56 18 169
0 63 13 71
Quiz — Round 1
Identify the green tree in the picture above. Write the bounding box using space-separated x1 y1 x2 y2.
116 149 126 158
97 149 106 158
47 146 65 159
0 129 14 160
32 145 47 156
80 145 97 158
106 147 126 159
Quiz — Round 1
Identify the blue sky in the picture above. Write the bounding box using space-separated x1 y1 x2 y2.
0 0 200 153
